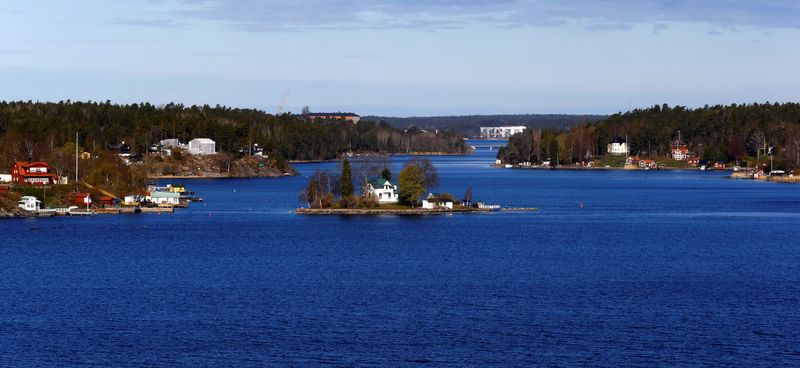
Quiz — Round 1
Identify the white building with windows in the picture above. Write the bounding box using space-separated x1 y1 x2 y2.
422 193 454 209
188 138 216 155
364 178 399 204
607 136 629 156
480 126 526 139
18 196 41 211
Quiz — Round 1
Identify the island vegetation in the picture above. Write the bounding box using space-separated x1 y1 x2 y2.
498 102 800 171
300 157 456 210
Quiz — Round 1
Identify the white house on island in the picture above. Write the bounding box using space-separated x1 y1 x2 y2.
188 138 216 155
607 136 629 156
364 178 399 204
18 196 41 211
422 193 454 209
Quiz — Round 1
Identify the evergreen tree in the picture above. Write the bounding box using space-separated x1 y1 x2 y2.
381 167 392 182
340 158 353 197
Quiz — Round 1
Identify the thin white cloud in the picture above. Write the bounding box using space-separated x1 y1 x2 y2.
138 0 800 32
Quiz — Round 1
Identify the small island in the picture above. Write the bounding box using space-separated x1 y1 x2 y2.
296 158 533 215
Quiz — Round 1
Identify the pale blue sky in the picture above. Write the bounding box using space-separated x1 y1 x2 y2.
1 1 799 116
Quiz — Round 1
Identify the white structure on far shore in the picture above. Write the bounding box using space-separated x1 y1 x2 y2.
607 136 629 156
188 138 216 155
480 126 526 139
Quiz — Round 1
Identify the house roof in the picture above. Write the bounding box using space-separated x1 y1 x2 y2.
424 193 452 202
190 138 215 144
13 162 57 178
370 178 389 188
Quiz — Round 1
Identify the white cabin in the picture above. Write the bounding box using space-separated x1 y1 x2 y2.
18 196 41 211
364 178 399 204
422 193 454 209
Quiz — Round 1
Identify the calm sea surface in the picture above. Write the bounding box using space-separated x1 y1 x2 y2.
2 140 800 366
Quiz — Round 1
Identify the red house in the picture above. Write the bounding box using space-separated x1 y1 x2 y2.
11 161 58 185
687 157 700 167
714 162 726 170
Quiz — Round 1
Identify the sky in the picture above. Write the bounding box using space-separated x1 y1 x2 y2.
1 0 799 116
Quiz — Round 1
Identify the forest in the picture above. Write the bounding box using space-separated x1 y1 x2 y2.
498 102 800 170
0 100 469 168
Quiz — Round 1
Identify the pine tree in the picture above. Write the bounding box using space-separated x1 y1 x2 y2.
340 158 353 197
381 167 392 182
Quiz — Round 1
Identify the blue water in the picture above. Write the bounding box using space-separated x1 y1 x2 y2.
2 142 800 366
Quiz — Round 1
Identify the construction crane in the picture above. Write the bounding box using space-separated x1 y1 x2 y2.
276 90 290 115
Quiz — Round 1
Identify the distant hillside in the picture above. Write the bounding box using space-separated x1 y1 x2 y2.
498 102 800 170
363 114 606 137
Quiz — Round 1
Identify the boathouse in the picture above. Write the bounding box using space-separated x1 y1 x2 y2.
18 196 41 211
149 191 180 206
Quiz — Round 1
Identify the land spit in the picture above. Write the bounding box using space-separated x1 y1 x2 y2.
296 207 537 215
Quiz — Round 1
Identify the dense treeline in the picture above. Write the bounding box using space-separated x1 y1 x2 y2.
0 100 468 168
499 103 800 170
365 114 606 137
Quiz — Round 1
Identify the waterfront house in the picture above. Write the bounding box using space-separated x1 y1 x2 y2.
148 191 180 206
364 178 399 204
687 157 700 166
671 145 689 160
714 162 726 170
607 136 629 156
18 196 41 211
188 138 216 155
625 156 640 166
422 193 454 209
639 159 658 169
11 161 58 185
0 173 11 183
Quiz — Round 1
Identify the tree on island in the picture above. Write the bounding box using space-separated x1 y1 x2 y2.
301 171 335 208
340 158 353 197
407 157 438 188
381 167 392 182
398 164 425 207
